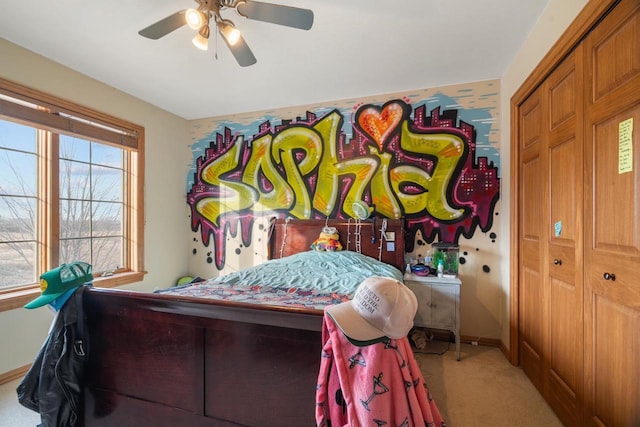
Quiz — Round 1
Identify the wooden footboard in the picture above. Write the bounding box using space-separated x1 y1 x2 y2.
80 217 406 426
82 288 324 427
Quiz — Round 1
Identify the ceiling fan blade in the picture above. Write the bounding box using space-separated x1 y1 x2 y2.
236 1 313 30
222 34 257 67
139 10 187 39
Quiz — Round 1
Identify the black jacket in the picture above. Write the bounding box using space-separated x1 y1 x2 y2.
17 286 89 427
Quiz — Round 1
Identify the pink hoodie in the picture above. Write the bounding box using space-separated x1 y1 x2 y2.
316 310 445 426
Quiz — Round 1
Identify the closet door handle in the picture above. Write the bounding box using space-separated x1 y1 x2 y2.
553 259 562 265
603 272 616 281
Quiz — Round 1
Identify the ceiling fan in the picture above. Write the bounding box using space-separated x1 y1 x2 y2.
138 0 314 67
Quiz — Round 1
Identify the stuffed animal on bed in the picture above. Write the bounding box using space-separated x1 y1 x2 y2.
311 226 343 252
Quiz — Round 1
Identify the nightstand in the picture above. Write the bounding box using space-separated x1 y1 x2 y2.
404 272 461 360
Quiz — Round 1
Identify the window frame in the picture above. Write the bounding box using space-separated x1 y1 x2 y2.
0 78 145 311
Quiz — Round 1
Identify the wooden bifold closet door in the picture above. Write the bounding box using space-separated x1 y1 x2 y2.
516 0 640 425
582 0 640 424
518 45 584 427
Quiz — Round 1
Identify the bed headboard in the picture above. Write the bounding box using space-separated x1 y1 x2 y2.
268 218 406 272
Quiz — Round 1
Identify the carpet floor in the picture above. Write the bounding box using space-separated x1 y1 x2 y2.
415 341 562 426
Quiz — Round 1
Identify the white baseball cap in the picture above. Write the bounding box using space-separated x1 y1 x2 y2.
326 276 418 341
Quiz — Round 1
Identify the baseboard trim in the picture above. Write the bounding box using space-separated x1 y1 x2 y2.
460 335 501 347
499 341 514 365
425 329 513 364
0 364 30 386
415 327 502 348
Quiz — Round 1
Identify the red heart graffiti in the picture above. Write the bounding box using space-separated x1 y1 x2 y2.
357 102 403 152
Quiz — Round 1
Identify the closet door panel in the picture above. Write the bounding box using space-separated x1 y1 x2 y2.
518 89 546 392
584 107 640 427
588 296 640 427
583 1 640 425
520 155 545 390
520 264 544 389
590 111 640 254
591 4 640 102
549 139 579 246
546 47 584 426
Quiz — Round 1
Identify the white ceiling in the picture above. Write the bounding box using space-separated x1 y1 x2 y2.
0 0 550 120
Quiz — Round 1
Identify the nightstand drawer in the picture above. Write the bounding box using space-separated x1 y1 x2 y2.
406 280 458 328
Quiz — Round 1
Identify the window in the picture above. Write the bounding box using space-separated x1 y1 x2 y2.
59 136 125 272
0 78 145 311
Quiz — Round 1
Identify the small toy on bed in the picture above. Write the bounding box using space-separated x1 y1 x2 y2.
311 226 343 252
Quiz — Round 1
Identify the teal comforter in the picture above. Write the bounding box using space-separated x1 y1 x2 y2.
212 250 403 294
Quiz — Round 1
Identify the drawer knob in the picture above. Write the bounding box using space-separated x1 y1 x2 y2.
553 258 562 265
603 272 616 281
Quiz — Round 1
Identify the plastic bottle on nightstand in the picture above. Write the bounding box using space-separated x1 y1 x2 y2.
424 250 432 267
437 259 444 278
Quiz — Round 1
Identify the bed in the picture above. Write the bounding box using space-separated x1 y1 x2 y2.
81 218 406 427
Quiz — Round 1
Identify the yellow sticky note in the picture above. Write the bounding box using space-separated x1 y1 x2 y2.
619 118 633 174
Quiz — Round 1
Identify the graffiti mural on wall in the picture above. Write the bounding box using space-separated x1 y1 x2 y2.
188 98 500 269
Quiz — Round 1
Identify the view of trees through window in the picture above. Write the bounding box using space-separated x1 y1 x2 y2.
0 120 37 288
0 119 125 289
59 135 125 274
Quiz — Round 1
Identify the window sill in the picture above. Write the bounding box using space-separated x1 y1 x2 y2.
0 271 147 312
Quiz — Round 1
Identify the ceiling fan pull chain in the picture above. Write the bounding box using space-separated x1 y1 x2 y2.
214 28 219 60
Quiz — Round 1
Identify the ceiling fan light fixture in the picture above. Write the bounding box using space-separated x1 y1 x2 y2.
218 20 241 46
192 24 210 51
185 8 205 30
138 0 314 67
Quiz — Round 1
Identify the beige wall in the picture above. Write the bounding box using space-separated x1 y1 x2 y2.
499 0 589 347
0 38 192 375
